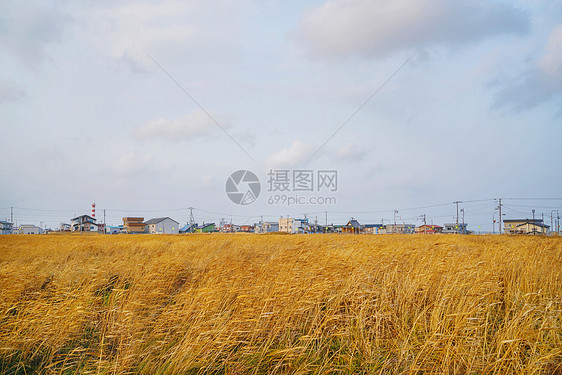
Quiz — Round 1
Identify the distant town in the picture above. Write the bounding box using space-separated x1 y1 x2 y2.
1 203 557 236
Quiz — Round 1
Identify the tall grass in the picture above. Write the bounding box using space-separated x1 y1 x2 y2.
0 234 561 374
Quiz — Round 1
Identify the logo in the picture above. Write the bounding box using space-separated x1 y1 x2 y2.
225 170 261 205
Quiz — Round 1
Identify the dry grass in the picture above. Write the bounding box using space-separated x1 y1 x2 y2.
0 234 561 374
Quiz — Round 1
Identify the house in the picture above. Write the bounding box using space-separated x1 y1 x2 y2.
443 223 469 234
415 225 444 234
105 225 123 234
145 217 180 234
308 223 324 233
195 223 215 233
220 223 241 232
123 217 145 234
255 222 279 233
240 225 254 233
71 215 98 232
20 225 43 235
504 219 549 235
381 224 416 234
323 224 338 233
0 221 12 235
180 224 197 233
279 218 294 233
59 223 71 232
364 224 383 234
279 218 308 234
342 219 362 234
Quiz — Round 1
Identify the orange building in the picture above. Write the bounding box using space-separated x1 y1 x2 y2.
415 225 443 234
123 217 145 234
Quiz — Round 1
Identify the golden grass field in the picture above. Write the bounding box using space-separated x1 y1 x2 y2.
0 234 561 374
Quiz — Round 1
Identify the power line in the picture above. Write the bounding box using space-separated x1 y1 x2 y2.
147 54 254 162
504 204 562 209
306 53 415 164
4 197 560 229
503 198 562 201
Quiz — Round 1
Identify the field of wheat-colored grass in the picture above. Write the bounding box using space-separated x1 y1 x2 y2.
0 234 561 374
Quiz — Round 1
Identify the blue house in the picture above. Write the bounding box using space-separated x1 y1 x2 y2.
180 224 197 233
0 221 13 235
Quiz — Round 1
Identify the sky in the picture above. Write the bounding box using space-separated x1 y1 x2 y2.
1 0 561 231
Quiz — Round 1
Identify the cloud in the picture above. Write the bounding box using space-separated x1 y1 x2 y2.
265 141 314 169
66 0 246 71
133 112 223 141
493 24 562 111
201 174 214 186
0 1 68 67
0 81 25 102
335 144 368 161
538 25 562 77
297 0 529 59
113 151 153 176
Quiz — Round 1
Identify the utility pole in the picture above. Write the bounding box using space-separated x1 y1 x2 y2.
103 209 106 226
423 214 426 234
454 201 461 234
532 209 535 235
394 210 398 226
314 216 318 233
497 199 503 235
461 208 465 234
10 207 13 225
189 207 195 233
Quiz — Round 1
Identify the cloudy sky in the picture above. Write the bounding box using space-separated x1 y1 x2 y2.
1 0 561 230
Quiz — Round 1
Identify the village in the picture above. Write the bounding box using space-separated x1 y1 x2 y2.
0 203 554 236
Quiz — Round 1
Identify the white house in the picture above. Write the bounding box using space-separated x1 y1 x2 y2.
443 223 469 234
71 215 98 232
144 217 179 234
255 222 279 233
381 224 416 234
105 225 123 234
20 225 43 235
279 218 307 234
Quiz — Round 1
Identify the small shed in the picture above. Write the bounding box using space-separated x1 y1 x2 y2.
364 224 383 234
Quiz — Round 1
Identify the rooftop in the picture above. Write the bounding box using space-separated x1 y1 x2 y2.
145 217 179 225
71 215 96 221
